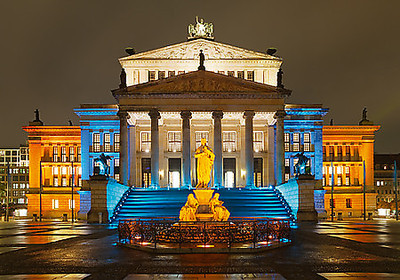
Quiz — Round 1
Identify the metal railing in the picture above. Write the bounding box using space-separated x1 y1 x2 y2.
118 217 291 249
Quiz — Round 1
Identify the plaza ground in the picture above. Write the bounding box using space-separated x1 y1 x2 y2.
0 219 400 279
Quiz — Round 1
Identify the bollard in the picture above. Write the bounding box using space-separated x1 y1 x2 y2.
337 212 343 221
62 214 68 222
33 214 38 222
98 212 103 224
368 212 373 220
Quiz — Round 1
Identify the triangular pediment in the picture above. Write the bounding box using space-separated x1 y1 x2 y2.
113 70 291 99
119 38 281 61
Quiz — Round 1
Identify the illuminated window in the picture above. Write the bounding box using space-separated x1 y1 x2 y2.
253 131 263 152
337 176 342 186
69 146 75 162
104 133 111 152
227 71 234 77
285 174 290 182
346 198 352 208
53 167 58 175
167 132 181 152
62 178 67 186
293 133 300 143
93 133 100 152
285 158 290 167
345 176 350 186
178 71 185 75
322 177 326 186
148 71 156 81
77 147 81 162
284 143 290 152
246 71 254 81
53 146 58 162
158 71 165 79
114 133 120 152
53 177 58 187
61 166 67 175
337 166 342 174
284 133 290 143
168 71 175 77
304 133 310 143
61 146 67 162
293 143 300 152
52 199 59 209
195 132 209 148
69 199 75 209
141 132 151 152
223 132 237 152
237 71 244 79
345 166 350 174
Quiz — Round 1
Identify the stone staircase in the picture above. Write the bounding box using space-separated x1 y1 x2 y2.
110 187 294 223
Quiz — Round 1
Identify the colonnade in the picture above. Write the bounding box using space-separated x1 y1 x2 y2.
118 109 286 188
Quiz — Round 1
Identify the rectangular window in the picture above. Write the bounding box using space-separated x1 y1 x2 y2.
284 133 290 143
53 167 58 175
345 166 350 174
158 71 165 79
62 178 67 186
345 176 350 186
114 134 120 152
168 71 175 77
304 133 310 143
54 177 58 187
104 133 111 152
304 143 310 152
69 199 75 210
148 71 156 81
246 71 254 81
69 146 75 162
284 143 290 152
337 176 342 186
167 132 181 152
285 173 290 182
141 132 151 152
237 71 244 79
61 146 67 162
93 133 101 152
346 198 352 208
293 143 300 152
61 166 67 175
337 166 342 174
285 158 290 167
253 131 263 152
293 133 300 143
223 131 237 152
53 146 58 162
178 71 185 75
227 71 234 77
52 199 59 209
195 132 209 148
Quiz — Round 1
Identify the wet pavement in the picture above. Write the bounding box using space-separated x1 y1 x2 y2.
0 220 400 279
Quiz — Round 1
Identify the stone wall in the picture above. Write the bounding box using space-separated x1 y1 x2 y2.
106 179 130 218
277 179 299 216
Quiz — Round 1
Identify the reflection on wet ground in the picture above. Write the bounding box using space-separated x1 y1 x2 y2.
0 274 90 279
319 272 400 279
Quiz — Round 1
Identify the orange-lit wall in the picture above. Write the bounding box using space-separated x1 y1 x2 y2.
23 126 82 219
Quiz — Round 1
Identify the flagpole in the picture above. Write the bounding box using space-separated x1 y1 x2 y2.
363 160 366 221
395 160 398 221
331 162 334 222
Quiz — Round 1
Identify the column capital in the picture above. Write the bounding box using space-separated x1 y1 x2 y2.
117 110 130 120
212 110 224 120
243 110 255 119
274 109 286 120
148 109 161 120
180 110 192 120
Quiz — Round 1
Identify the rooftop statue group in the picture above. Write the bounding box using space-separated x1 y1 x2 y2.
179 138 230 222
188 16 214 38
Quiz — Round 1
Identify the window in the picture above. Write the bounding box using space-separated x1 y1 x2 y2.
337 176 342 186
345 166 350 174
346 198 352 208
93 133 101 152
293 143 300 152
61 146 67 162
293 133 300 152
285 158 290 167
345 176 350 186
285 143 290 152
195 132 209 148
148 71 156 81
158 71 165 79
293 133 300 143
237 71 244 79
54 177 58 187
77 147 81 162
168 71 175 77
53 167 58 175
53 146 58 162
285 173 290 182
253 131 263 152
69 199 75 210
104 133 111 152
304 133 311 151
52 199 59 209
246 71 254 81
141 132 151 152
62 178 67 186
178 71 185 75
61 166 67 175
337 166 342 174
167 132 181 152
223 132 237 152
284 133 290 143
114 134 120 152
227 71 234 77
68 147 74 162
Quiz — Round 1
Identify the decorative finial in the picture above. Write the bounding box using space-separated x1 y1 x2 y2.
277 68 284 88
198 50 205 71
29 109 43 126
68 120 73 126
119 68 127 88
359 107 374 125
188 16 214 41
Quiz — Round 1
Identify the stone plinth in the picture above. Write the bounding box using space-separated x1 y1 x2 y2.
87 175 109 223
297 175 318 222
194 189 214 221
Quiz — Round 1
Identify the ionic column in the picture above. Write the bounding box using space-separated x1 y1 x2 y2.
274 110 286 186
118 110 130 186
149 109 161 189
181 111 192 189
212 111 223 188
244 110 255 188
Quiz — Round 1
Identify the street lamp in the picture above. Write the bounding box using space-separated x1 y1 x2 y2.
6 162 10 222
39 161 42 222
71 160 74 223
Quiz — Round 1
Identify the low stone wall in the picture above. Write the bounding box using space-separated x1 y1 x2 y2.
106 179 130 218
277 179 299 216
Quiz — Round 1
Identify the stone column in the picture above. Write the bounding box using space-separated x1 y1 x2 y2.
212 111 223 188
244 110 255 188
274 110 286 186
149 109 161 189
118 110 130 186
181 111 192 189
128 125 136 186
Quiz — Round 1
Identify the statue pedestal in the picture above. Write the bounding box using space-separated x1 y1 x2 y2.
193 189 214 221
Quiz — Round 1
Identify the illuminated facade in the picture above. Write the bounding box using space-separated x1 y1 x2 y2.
374 153 400 205
23 125 81 219
322 125 380 218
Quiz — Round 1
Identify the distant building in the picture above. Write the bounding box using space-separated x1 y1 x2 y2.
322 124 380 219
374 153 400 215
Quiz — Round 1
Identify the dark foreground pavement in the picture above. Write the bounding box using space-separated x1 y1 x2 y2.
0 219 400 279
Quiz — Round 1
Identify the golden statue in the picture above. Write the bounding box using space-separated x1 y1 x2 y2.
179 194 199 221
210 193 230 221
194 138 215 188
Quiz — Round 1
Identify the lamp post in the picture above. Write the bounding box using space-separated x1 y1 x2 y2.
39 161 42 222
6 162 10 222
71 160 74 223
363 160 366 221
394 160 398 221
330 162 334 222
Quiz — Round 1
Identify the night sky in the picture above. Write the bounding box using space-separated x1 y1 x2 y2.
1 1 399 153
